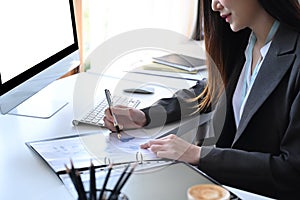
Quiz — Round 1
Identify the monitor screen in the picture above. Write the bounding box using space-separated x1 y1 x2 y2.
0 0 80 117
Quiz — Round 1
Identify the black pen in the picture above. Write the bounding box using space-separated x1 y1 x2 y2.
90 161 96 200
99 164 113 200
69 160 87 200
108 164 130 200
115 163 137 195
76 170 87 200
65 164 80 196
105 89 121 139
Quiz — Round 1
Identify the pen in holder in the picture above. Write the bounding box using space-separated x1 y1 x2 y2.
65 160 135 200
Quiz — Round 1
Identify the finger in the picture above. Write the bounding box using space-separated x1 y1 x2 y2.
140 142 150 149
103 117 116 131
149 144 166 153
140 140 156 149
140 139 166 149
104 108 113 120
103 112 115 125
160 134 176 140
149 139 167 147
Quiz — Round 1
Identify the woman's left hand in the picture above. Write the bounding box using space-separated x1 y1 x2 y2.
140 134 201 165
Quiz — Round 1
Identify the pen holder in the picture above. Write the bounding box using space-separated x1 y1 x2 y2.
80 189 129 200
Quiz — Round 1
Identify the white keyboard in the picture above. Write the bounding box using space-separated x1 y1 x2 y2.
72 96 140 127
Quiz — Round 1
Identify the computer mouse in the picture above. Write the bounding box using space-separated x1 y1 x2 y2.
123 87 154 94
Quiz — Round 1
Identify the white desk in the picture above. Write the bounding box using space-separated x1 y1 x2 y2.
0 72 272 200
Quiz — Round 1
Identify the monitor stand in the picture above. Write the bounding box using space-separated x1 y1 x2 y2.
9 101 68 119
7 89 68 119
8 99 68 119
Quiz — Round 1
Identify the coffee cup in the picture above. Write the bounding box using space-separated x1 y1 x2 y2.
187 184 230 200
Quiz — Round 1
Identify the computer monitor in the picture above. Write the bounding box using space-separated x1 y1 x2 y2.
0 0 80 118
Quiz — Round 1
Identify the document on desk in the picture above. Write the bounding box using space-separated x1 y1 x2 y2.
26 130 165 174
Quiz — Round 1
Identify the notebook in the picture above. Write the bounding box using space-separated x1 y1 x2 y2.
152 53 206 72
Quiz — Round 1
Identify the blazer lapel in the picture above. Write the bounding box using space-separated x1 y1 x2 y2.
232 24 298 145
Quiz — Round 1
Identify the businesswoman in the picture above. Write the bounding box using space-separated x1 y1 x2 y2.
104 0 300 198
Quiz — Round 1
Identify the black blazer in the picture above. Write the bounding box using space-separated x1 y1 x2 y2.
142 24 300 199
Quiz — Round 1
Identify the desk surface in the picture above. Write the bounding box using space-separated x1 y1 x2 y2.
0 72 272 200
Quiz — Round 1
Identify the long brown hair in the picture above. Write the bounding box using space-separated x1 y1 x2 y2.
196 0 300 111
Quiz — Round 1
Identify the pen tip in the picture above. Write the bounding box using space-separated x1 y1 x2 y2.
117 134 121 140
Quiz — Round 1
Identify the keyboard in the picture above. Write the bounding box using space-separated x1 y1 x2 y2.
72 95 141 127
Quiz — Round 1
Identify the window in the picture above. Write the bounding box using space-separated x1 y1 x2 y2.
81 0 198 71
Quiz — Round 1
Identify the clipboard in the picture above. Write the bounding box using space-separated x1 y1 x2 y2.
26 112 213 175
26 131 169 176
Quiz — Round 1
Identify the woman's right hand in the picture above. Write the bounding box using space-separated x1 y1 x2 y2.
103 105 147 131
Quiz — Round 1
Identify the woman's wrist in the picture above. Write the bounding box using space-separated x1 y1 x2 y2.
185 145 201 165
140 109 151 127
139 111 147 127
